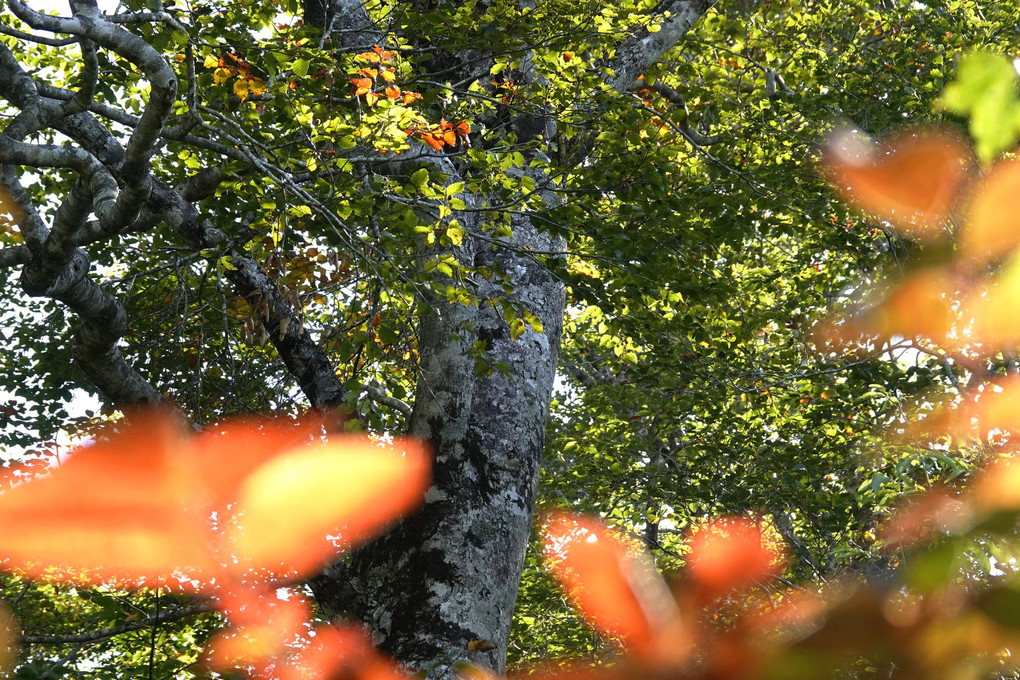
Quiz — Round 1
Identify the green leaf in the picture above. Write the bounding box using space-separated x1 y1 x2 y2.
411 167 429 189
446 224 465 246
940 51 1020 161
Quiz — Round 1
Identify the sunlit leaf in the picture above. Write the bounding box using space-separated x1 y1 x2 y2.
234 78 250 102
229 438 430 577
939 51 1020 162
823 131 969 238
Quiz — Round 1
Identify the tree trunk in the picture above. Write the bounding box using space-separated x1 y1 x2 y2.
308 0 722 675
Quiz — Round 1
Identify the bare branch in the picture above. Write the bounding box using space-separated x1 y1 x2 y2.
20 601 216 646
364 382 413 418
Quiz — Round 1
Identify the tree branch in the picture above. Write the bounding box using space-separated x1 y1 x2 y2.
605 0 720 93
20 601 216 646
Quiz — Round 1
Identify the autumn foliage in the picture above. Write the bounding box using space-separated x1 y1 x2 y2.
0 412 429 678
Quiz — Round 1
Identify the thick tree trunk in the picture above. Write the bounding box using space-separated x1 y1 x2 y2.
330 221 565 675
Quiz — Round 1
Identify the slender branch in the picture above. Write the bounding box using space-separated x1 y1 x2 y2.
630 76 723 145
364 382 412 417
20 601 216 646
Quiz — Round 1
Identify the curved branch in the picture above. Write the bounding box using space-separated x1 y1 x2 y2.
364 382 412 418
10 0 178 231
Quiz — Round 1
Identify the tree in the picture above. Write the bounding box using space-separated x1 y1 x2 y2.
3 0 1020 677
0 0 722 675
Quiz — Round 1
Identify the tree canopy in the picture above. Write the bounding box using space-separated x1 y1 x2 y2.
1 0 1020 678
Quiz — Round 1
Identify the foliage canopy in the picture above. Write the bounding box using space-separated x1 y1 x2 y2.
1 0 1020 678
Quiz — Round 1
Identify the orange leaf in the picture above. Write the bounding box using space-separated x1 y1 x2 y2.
543 511 679 658
380 69 396 83
455 120 471 136
228 437 430 578
0 415 221 590
823 130 969 239
358 68 379 78
385 86 401 100
961 157 1020 261
350 77 372 96
280 625 406 680
685 517 780 597
421 133 444 150
443 128 457 146
206 589 312 674
402 91 421 104
356 52 381 63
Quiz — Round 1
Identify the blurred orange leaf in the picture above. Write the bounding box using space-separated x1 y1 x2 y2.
972 451 1020 511
961 158 1020 261
925 375 1020 443
0 416 220 589
0 412 430 591
205 589 311 675
230 438 430 577
279 625 406 680
685 517 781 597
870 267 960 341
824 131 969 239
543 511 680 658
879 489 970 549
964 253 1020 345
